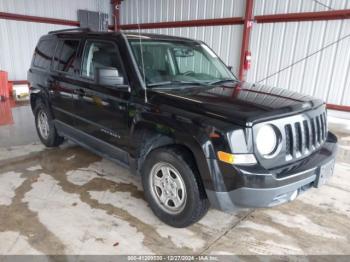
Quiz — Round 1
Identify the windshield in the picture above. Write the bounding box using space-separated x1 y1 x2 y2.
128 38 236 88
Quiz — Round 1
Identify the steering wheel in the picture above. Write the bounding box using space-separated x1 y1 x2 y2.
182 71 195 76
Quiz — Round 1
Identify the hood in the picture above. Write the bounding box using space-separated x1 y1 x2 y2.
149 81 324 126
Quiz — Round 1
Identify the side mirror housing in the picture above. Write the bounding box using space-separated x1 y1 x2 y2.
96 67 124 86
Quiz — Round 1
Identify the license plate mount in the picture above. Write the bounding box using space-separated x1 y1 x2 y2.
315 159 335 188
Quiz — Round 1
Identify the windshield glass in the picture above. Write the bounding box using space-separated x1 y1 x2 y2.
128 38 236 88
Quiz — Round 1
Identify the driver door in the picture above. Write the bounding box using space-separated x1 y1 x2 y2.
73 39 131 159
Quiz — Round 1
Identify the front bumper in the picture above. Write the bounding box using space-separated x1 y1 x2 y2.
206 132 337 211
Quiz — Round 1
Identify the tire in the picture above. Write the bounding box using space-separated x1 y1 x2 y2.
34 101 64 147
142 147 209 228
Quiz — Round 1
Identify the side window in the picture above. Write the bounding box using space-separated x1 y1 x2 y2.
81 40 126 81
33 39 56 69
129 42 174 83
54 39 80 74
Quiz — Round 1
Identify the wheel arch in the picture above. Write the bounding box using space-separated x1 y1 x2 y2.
130 120 213 194
30 93 41 112
30 89 53 117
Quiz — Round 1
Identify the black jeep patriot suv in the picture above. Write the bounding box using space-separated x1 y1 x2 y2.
28 29 337 227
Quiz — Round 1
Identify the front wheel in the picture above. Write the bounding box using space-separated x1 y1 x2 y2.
142 147 209 228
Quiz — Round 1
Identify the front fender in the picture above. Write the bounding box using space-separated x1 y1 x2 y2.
129 111 217 191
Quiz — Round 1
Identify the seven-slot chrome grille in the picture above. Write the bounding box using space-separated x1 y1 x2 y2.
284 111 327 161
253 105 328 169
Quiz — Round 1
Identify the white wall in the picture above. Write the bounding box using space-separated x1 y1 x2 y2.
120 0 244 75
120 0 245 24
247 19 350 106
0 21 73 80
253 0 350 15
121 0 350 107
1 0 350 107
0 0 111 21
0 0 111 80
248 0 350 106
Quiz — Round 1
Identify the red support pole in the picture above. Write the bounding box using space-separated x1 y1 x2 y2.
238 0 254 81
326 104 350 112
12 80 29 85
255 9 350 23
0 11 79 26
0 71 9 99
112 0 121 31
120 17 244 30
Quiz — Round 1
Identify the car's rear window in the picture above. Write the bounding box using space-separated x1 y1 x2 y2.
33 39 57 69
54 39 80 74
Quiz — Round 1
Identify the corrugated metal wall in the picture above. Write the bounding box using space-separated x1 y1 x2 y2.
254 0 350 15
0 21 73 80
0 0 111 80
247 20 350 106
121 0 350 107
1 0 350 107
126 26 243 75
0 0 110 21
120 0 244 75
248 0 350 106
120 0 245 23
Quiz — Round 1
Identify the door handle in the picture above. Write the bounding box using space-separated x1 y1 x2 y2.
48 80 59 94
75 89 85 96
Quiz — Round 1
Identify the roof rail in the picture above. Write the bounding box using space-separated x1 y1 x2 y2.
48 28 91 34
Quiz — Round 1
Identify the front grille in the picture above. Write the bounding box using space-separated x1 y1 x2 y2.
284 112 327 161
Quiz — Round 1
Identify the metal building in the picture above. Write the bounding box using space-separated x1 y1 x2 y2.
0 0 350 256
0 0 111 80
119 0 350 112
0 0 349 112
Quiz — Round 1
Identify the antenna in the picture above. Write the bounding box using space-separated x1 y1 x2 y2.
136 2 147 103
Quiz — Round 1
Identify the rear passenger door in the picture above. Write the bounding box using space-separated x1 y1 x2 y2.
73 39 131 158
50 38 81 127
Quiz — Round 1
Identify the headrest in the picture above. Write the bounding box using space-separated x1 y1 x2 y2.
93 51 112 66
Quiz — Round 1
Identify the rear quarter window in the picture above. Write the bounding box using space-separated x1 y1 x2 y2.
53 39 80 74
33 39 57 69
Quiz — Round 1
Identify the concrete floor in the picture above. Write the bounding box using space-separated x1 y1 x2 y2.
0 101 349 255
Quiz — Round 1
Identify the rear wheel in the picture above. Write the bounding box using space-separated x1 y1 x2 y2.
142 147 209 227
34 101 64 147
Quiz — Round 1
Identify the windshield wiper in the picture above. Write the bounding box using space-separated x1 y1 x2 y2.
147 80 209 87
208 79 238 86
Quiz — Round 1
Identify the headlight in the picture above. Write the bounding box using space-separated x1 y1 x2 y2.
256 124 279 157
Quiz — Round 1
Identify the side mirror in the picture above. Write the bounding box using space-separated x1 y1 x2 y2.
227 65 233 72
96 67 124 86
